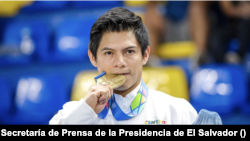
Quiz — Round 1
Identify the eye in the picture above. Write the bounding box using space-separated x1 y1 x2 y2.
105 51 113 55
127 50 135 54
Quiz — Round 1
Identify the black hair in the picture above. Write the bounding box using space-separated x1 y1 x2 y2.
89 7 150 60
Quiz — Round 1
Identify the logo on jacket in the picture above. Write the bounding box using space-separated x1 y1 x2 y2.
145 120 166 124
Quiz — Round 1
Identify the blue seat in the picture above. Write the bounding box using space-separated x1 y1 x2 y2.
241 55 250 114
190 64 247 116
0 78 11 123
70 1 123 9
227 38 239 52
52 17 97 62
2 74 68 124
1 20 49 65
20 1 68 13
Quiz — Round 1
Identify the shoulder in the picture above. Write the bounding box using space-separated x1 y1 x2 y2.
148 89 198 124
148 89 190 106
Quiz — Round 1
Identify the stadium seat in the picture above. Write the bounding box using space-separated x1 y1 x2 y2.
157 41 197 59
71 71 98 101
70 1 123 9
228 38 239 52
159 41 197 86
52 17 97 62
241 103 250 114
124 1 167 7
0 78 11 122
0 1 32 17
20 1 68 13
2 74 68 124
71 66 189 101
161 59 193 86
189 64 248 116
142 67 189 101
1 20 49 65
242 54 250 114
124 1 149 7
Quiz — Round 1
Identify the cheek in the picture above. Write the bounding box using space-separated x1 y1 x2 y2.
97 64 108 73
128 57 143 70
100 55 113 64
96 58 113 73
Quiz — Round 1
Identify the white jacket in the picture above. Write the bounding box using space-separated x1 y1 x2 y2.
49 81 197 124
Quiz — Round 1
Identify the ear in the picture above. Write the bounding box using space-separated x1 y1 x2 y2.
142 46 150 65
88 50 97 67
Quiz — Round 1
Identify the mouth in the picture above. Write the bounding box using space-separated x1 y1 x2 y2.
111 73 129 75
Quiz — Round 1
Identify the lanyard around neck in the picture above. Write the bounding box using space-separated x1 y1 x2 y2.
96 78 149 121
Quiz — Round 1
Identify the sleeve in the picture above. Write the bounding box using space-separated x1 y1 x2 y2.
49 98 98 124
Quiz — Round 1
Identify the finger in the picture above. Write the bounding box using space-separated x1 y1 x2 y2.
107 84 113 99
101 84 112 101
102 84 112 99
97 87 110 101
98 96 108 103
98 95 109 105
98 90 107 102
98 100 106 105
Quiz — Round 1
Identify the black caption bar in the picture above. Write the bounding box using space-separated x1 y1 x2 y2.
0 125 248 138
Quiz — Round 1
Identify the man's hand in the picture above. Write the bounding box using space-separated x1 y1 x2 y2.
83 84 113 114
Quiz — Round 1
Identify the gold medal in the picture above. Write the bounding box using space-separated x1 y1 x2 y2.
96 73 126 89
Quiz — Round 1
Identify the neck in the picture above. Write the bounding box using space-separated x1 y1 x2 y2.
113 78 141 97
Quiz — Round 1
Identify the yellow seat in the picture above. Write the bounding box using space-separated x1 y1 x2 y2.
0 1 33 17
71 71 99 101
156 41 197 59
135 12 145 22
123 0 167 7
142 66 189 101
71 66 189 101
124 1 149 7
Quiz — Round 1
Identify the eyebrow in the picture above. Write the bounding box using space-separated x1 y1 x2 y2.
101 47 115 51
101 46 137 51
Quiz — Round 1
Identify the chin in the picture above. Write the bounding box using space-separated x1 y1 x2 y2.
114 80 131 90
114 85 129 91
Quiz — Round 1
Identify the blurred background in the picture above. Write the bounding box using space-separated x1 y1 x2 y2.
0 1 250 125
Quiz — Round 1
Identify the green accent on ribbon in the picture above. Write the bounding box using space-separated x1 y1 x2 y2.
131 93 141 110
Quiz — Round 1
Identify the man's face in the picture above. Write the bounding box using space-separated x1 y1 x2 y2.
89 31 149 95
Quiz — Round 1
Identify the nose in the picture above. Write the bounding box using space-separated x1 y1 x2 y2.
113 54 126 68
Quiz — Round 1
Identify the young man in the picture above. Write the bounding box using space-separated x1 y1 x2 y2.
49 7 197 124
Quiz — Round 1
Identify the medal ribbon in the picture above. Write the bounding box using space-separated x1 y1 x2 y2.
95 75 148 121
